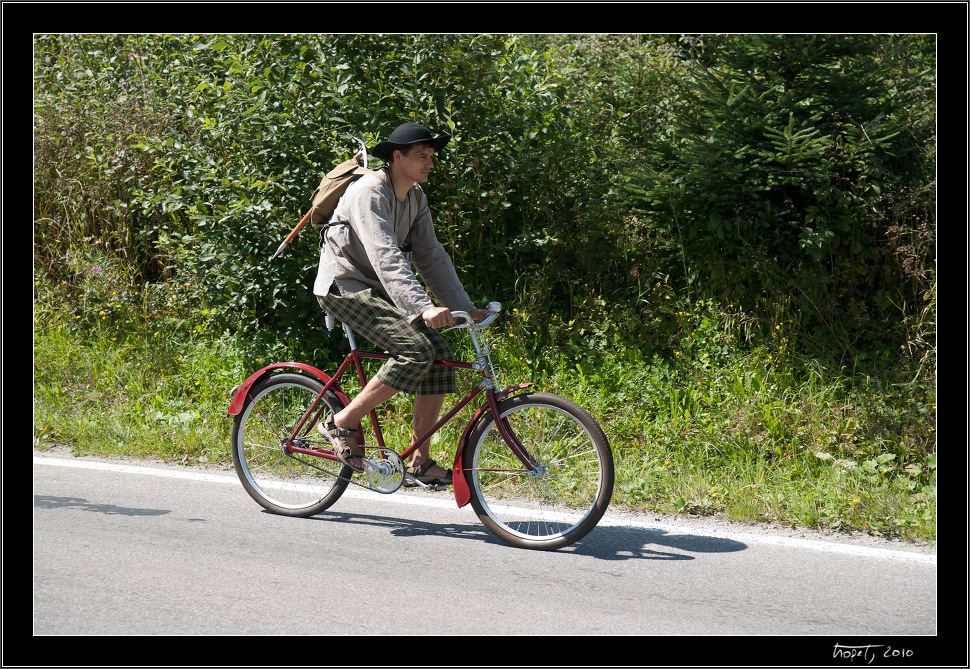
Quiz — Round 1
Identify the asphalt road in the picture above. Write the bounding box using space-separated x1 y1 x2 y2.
32 451 941 659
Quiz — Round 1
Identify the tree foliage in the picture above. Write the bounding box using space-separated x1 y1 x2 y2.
620 35 936 359
34 33 936 370
34 34 602 353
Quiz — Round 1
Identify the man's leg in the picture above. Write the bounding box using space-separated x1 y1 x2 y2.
334 378 398 429
408 393 450 479
331 377 399 469
316 290 453 476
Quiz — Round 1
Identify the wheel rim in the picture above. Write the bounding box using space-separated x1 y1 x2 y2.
470 401 607 542
236 379 343 510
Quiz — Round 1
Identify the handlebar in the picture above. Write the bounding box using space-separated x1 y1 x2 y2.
446 301 502 331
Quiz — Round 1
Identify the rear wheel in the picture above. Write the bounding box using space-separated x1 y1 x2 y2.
463 392 614 550
231 373 349 516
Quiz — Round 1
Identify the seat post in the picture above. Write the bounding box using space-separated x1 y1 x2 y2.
326 311 359 351
342 322 359 351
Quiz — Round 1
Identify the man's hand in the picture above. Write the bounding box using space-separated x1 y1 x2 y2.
422 306 454 329
468 308 491 323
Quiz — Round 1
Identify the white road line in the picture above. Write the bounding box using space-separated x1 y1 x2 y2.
34 456 936 565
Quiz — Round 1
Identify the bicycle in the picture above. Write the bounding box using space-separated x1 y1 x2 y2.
227 302 614 550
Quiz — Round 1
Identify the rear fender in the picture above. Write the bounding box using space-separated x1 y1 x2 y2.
452 383 533 508
227 362 351 416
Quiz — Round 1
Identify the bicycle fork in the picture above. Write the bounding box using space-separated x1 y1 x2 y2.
485 390 537 470
452 383 536 508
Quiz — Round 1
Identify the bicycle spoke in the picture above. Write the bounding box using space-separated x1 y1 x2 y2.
231 374 349 516
464 393 613 549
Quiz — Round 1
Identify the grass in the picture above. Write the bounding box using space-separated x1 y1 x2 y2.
33 268 937 543
495 300 937 542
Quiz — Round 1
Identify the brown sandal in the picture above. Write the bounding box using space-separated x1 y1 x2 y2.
318 417 364 472
404 458 453 487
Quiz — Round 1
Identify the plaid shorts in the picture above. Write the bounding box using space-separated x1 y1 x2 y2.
317 289 457 395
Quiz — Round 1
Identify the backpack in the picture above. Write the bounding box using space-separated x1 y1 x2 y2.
309 158 378 227
269 150 376 261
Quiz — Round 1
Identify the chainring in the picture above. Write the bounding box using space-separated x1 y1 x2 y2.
362 447 406 494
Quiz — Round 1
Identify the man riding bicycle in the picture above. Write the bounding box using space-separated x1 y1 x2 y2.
313 122 489 485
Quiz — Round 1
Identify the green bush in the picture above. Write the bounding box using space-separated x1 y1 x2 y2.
33 34 936 540
618 35 936 360
35 34 617 361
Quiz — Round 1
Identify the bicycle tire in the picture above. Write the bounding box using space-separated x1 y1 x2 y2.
231 372 350 517
462 392 614 550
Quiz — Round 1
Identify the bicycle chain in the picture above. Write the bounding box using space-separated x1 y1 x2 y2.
338 470 448 494
338 463 451 494
292 445 404 495
290 438 453 494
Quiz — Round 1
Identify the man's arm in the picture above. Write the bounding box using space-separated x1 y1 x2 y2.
407 189 477 314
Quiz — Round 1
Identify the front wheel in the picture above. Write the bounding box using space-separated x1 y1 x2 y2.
231 372 350 517
463 392 614 550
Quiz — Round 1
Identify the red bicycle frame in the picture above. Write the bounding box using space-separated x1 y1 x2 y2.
227 345 535 508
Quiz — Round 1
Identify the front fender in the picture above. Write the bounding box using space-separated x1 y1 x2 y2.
452 383 533 508
227 362 348 416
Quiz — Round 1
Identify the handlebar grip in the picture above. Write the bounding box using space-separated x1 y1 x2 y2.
449 303 501 328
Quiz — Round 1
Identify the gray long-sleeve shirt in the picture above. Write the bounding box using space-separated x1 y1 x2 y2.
313 169 474 323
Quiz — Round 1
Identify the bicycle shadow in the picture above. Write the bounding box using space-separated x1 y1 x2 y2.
567 523 748 561
34 495 171 518
299 509 747 561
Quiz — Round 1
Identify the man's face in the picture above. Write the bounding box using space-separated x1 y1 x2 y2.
394 144 436 184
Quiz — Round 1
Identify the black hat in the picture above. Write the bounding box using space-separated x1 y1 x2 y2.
371 122 451 161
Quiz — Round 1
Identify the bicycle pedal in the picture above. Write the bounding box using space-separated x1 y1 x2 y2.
402 475 425 489
402 475 446 491
403 478 449 492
